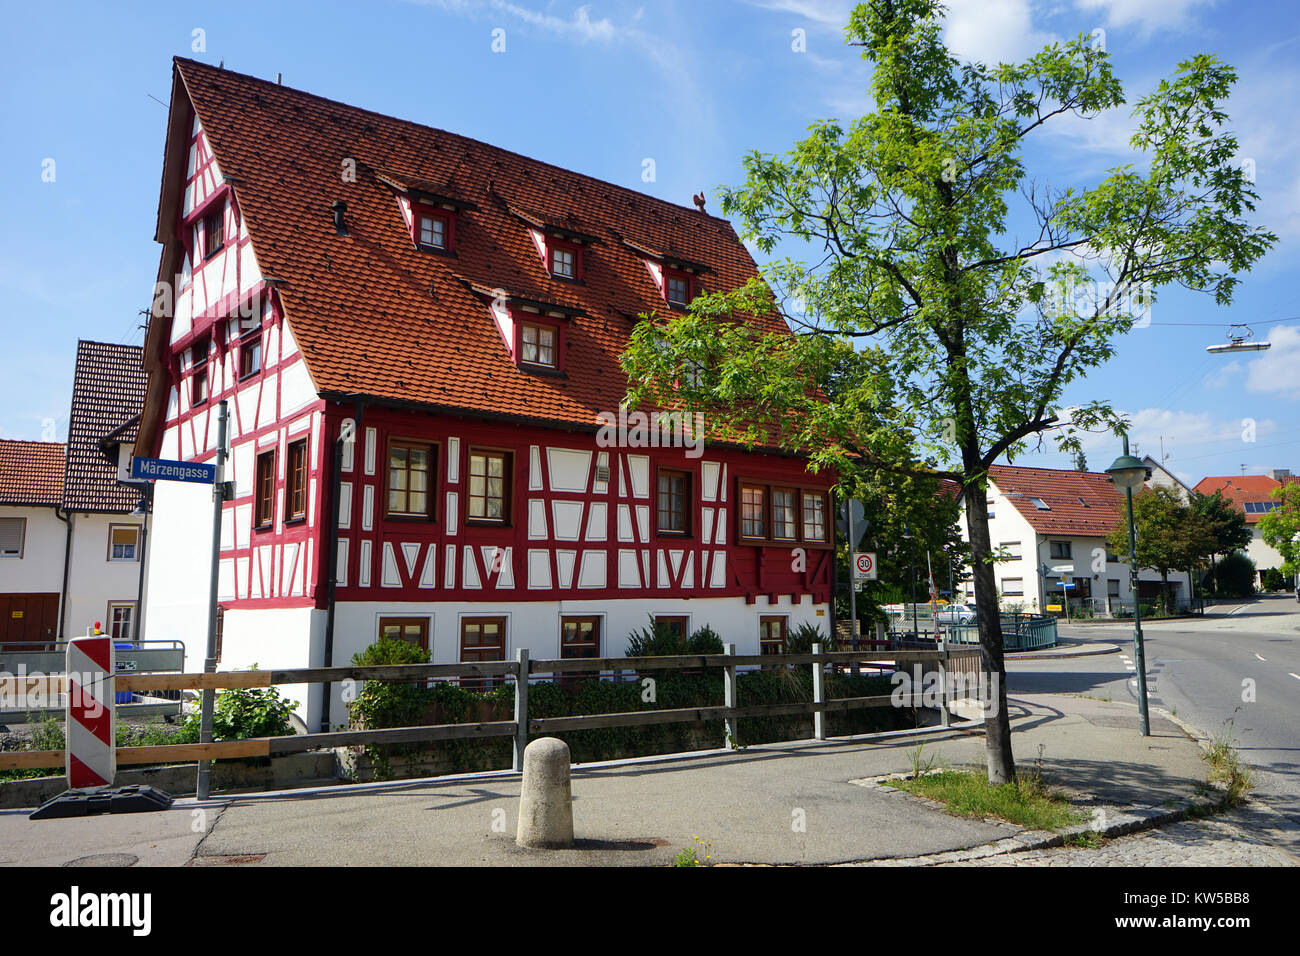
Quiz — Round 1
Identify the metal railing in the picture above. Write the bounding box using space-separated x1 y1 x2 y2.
0 644 987 778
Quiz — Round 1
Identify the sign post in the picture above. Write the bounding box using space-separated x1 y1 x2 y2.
197 400 229 800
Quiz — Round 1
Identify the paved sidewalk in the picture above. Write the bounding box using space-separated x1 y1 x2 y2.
0 692 1289 867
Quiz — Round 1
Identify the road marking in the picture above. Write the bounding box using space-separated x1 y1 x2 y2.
1290 673 1300 682
1255 653 1268 662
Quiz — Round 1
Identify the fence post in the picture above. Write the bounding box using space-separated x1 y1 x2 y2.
812 642 825 741
936 642 950 728
513 648 529 772
723 643 738 749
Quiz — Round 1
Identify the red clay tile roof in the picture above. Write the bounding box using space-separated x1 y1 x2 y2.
62 341 148 513
988 464 1124 537
161 58 785 436
0 440 66 507
1193 475 1281 525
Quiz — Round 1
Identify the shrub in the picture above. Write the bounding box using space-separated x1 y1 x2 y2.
347 638 433 731
1260 567 1287 592
624 618 724 656
1215 551 1257 598
181 670 297 742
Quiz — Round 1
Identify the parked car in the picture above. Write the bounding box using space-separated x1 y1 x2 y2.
934 603 979 626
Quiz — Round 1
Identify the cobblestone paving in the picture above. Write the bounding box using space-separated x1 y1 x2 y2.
939 813 1296 866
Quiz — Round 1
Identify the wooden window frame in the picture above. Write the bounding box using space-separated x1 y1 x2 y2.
203 203 225 260
460 616 507 690
654 615 689 641
284 438 309 523
656 468 691 536
663 268 693 309
411 202 455 253
384 437 437 521
559 615 601 685
771 486 799 542
190 336 210 406
107 524 141 563
239 328 262 380
466 447 512 525
738 481 832 548
254 449 276 530
0 516 25 558
548 238 582 280
107 601 137 643
801 490 829 544
378 616 430 652
518 320 559 369
759 615 788 657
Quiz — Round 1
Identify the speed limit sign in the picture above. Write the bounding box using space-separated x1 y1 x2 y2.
852 552 878 581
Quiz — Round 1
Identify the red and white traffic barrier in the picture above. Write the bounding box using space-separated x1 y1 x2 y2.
65 636 116 790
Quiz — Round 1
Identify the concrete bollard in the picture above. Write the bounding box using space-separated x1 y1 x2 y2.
516 737 574 849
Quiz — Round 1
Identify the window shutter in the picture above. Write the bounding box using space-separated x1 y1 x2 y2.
0 518 23 554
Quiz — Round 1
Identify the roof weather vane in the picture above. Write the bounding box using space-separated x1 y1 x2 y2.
1206 323 1271 353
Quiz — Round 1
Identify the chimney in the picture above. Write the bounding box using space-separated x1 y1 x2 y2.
331 200 348 235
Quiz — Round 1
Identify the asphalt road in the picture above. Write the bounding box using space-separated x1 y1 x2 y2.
1012 594 1300 834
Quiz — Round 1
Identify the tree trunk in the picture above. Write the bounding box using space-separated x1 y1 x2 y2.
963 480 1016 784
1160 570 1170 613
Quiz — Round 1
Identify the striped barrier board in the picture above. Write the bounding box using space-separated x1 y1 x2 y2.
65 636 115 790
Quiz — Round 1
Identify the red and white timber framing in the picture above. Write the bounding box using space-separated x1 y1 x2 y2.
66 636 115 790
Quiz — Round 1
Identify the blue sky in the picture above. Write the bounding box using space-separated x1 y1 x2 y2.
2 0 1297 486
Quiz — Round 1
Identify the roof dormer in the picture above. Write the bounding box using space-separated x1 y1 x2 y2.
471 283 580 376
373 167 478 256
508 204 600 282
623 238 712 310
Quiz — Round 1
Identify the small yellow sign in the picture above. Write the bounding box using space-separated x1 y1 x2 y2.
1046 604 1063 612
10 610 23 619
815 609 826 616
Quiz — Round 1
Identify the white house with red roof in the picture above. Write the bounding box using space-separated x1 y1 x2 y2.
1193 471 1292 585
958 464 1171 615
137 60 835 728
0 342 149 649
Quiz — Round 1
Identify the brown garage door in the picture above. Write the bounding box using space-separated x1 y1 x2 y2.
0 594 60 650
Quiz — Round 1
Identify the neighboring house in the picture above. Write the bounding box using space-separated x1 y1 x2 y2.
0 341 149 647
958 464 1169 615
137 59 835 728
1192 471 1291 585
1142 455 1194 504
0 440 67 647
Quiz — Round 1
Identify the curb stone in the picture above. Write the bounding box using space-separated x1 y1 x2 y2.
835 767 1231 867
1005 642 1120 661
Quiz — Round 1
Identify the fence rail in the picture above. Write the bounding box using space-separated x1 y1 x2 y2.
0 644 986 780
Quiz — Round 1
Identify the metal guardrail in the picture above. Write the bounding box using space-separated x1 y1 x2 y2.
941 613 1058 651
0 644 987 777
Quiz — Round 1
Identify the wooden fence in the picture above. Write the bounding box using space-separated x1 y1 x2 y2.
0 643 985 777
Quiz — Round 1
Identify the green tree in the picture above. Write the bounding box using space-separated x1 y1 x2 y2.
1106 486 1216 611
1189 489 1253 592
620 0 1273 783
1258 482 1300 579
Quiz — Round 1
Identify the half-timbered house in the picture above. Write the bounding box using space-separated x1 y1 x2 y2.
138 59 835 727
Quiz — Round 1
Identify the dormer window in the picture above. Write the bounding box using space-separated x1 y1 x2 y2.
666 273 691 307
551 245 576 279
520 322 557 368
418 211 448 250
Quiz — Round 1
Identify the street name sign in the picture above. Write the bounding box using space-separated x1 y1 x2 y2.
130 456 216 484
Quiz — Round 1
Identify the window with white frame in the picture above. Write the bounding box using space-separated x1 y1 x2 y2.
0 517 25 557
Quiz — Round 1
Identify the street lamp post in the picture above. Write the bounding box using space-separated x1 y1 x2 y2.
903 522 918 640
1106 435 1153 737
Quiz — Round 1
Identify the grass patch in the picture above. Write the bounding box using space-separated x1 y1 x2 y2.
1064 831 1103 848
892 769 1090 832
1203 722 1253 806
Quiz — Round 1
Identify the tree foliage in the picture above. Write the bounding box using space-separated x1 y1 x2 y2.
1106 486 1216 607
1258 482 1300 577
619 0 1274 783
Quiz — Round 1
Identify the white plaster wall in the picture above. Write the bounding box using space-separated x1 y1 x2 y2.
0 505 65 594
63 513 147 638
218 605 326 727
1245 526 1284 581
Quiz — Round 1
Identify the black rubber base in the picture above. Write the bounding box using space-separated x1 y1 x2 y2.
29 785 175 820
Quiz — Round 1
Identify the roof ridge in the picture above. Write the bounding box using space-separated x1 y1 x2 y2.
173 57 737 228
0 438 66 447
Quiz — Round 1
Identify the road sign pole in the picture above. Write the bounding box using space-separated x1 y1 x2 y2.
846 501 858 655
197 400 229 800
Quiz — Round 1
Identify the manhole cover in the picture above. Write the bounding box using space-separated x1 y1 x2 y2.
62 853 138 867
188 853 267 866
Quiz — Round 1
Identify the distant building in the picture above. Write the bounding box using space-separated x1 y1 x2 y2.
959 464 1170 615
1192 472 1290 586
1141 455 1194 504
0 342 149 647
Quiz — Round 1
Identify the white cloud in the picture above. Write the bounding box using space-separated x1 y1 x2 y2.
1073 0 1220 37
745 0 853 29
944 0 1056 65
1245 324 1300 399
410 0 620 42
